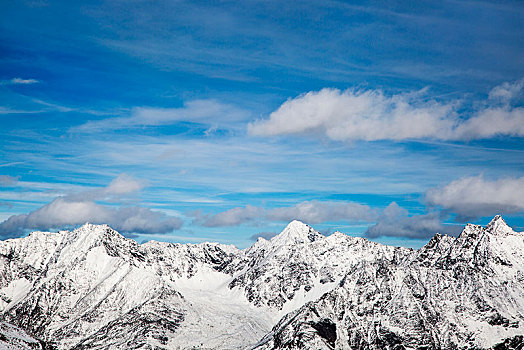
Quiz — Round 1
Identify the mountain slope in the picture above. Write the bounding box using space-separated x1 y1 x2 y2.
254 216 524 350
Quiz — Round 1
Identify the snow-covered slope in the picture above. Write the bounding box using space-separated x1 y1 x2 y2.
0 216 523 349
254 216 524 350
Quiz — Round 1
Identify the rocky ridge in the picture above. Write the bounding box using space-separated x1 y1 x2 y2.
0 216 522 349
254 216 524 350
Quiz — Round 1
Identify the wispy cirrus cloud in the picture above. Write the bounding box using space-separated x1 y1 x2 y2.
426 175 524 219
65 174 146 202
249 80 524 142
0 175 19 187
73 99 249 132
0 78 39 85
0 174 181 238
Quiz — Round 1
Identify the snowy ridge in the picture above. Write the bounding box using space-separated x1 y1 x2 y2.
254 216 524 350
0 216 523 349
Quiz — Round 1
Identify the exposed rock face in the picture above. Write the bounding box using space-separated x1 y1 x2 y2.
0 322 48 350
254 216 524 350
228 220 410 311
0 216 522 349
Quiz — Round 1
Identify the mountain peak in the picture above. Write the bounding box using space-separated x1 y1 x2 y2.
485 215 514 235
270 220 323 246
285 220 310 231
76 222 110 231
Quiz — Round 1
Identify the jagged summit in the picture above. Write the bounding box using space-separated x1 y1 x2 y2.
455 215 517 241
74 222 113 233
485 214 515 235
269 220 323 246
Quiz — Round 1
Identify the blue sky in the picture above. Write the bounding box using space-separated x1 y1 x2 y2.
1 0 523 248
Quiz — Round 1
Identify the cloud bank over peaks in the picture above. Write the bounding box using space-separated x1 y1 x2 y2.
364 202 454 239
0 174 182 238
426 175 524 219
249 80 524 142
192 200 377 227
195 200 457 240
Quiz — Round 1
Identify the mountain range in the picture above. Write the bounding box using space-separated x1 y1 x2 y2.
0 216 522 349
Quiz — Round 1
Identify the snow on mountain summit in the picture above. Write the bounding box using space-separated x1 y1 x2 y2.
485 214 515 235
269 220 324 246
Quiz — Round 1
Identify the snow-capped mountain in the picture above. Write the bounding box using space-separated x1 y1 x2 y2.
227 220 410 312
254 216 524 350
0 216 522 349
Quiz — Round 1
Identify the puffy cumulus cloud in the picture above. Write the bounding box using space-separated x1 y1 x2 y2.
249 88 456 141
74 99 249 132
426 175 524 219
451 106 524 140
364 202 455 239
193 200 376 227
249 80 524 142
0 175 19 187
0 174 181 238
0 198 182 238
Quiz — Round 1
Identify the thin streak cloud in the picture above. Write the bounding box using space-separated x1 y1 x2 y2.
0 78 39 85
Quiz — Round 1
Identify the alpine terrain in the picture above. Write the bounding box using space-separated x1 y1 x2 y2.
0 216 522 349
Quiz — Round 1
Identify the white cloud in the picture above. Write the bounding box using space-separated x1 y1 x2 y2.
488 79 524 102
249 80 524 142
0 175 19 187
66 174 145 202
365 202 452 239
193 200 376 227
266 200 376 223
0 198 182 237
74 99 249 132
1 78 39 85
426 175 524 219
452 106 524 140
0 174 181 237
103 174 145 196
193 205 263 227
